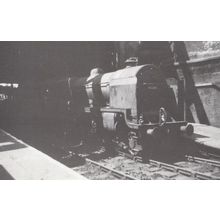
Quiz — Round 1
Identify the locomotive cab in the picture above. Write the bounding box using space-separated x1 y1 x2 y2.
105 65 178 124
136 65 178 124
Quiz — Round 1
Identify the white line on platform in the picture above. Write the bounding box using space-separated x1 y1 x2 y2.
0 141 14 147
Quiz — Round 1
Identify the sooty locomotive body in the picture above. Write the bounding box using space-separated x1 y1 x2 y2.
67 64 193 157
20 64 193 159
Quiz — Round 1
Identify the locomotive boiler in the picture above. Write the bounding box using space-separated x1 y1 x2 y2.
68 64 193 157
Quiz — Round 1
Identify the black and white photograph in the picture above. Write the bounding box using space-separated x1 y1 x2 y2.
1 41 220 180
1 1 220 220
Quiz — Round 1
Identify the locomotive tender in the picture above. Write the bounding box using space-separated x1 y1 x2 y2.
69 64 193 156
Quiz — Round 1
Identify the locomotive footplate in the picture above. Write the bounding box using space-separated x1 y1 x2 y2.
100 107 193 136
140 121 193 137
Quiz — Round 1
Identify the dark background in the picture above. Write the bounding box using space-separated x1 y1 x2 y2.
0 42 116 84
0 41 175 84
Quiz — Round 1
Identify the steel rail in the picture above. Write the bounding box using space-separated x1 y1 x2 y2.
116 150 220 180
85 158 137 180
118 151 143 162
186 155 220 168
149 159 220 180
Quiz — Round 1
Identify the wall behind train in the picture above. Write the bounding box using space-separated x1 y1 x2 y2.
176 57 220 128
116 41 220 128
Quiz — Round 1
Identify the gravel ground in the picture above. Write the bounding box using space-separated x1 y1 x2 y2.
73 162 118 180
74 155 220 180
73 156 184 180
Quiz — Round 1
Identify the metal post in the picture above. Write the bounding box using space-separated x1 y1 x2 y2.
183 78 187 121
178 79 185 121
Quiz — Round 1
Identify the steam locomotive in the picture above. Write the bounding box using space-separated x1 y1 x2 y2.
16 63 194 159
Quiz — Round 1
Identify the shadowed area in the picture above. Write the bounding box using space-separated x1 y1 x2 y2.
0 142 27 152
0 165 14 180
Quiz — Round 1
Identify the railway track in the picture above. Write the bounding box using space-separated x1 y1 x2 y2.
149 159 220 180
85 158 137 180
116 151 220 180
70 140 220 180
73 158 138 180
186 155 220 168
73 151 220 180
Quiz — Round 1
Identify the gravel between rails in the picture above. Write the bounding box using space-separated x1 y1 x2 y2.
73 155 220 180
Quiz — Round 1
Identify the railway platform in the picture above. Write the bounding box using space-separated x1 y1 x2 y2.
0 129 86 180
186 123 220 151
